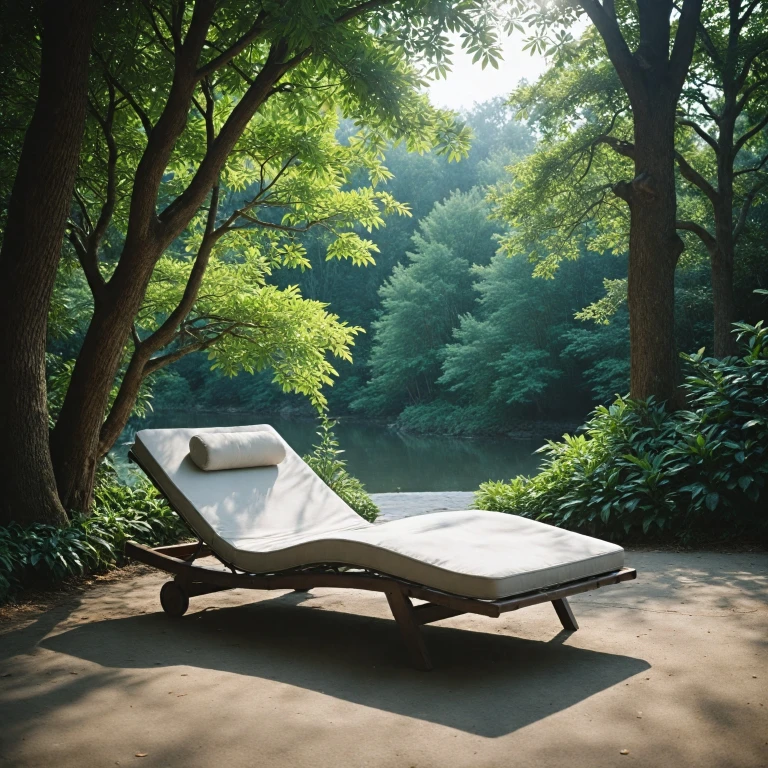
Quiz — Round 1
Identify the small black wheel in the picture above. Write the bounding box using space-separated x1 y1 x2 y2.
160 581 189 617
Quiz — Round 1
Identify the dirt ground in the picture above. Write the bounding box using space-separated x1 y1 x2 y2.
1 549 767 768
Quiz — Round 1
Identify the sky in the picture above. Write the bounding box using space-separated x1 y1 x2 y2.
428 31 550 111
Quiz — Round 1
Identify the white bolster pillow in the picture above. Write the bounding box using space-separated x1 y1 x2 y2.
188 431 286 471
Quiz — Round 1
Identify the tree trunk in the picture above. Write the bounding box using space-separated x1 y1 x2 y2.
712 105 738 358
0 0 98 527
624 98 683 402
50 247 160 512
50 47 288 513
711 220 738 357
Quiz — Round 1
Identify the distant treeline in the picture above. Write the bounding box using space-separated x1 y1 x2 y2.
145 98 768 435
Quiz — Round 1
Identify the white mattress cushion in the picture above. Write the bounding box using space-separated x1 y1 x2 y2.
132 425 624 600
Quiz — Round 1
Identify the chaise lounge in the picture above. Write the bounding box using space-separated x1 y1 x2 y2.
125 424 636 669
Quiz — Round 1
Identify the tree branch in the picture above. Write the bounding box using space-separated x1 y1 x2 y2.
334 0 395 25
579 0 640 95
142 1 177 57
733 150 768 176
738 0 762 31
96 54 154 137
736 77 768 113
595 134 635 159
733 178 767 242
98 183 221 454
669 0 705 95
67 230 106 298
88 80 119 260
143 186 221 357
216 153 299 232
677 117 719 152
735 112 768 153
158 39 294 237
675 151 719 203
196 13 267 79
676 219 716 250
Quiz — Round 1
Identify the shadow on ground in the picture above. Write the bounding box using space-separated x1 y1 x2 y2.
38 591 649 738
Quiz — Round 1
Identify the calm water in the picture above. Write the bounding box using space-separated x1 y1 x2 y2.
115 411 543 492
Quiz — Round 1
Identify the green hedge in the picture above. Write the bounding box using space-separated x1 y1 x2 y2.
475 322 768 543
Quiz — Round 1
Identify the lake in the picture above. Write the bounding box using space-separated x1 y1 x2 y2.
115 411 544 493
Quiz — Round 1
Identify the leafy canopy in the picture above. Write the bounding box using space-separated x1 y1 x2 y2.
46 0 508 420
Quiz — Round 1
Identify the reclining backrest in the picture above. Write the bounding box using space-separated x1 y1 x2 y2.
132 425 370 548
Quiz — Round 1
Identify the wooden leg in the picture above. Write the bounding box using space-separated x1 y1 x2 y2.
552 597 579 631
386 589 433 671
412 603 464 625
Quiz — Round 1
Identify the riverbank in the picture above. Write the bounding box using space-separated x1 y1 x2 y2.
128 408 580 441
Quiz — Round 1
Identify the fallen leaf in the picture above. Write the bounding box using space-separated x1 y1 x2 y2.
70 671 78 675
135 753 148 758
620 749 630 756
177 694 187 697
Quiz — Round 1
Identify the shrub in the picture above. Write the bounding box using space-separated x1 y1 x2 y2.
0 466 187 603
475 322 768 543
304 417 380 522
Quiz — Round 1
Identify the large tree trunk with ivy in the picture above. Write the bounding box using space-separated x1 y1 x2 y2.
0 0 98 527
582 0 702 402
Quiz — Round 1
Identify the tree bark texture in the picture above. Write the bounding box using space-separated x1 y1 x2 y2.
625 99 684 402
711 203 738 357
711 99 738 357
0 0 98 526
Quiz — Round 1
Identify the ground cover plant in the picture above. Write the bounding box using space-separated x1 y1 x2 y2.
0 465 187 603
475 322 768 544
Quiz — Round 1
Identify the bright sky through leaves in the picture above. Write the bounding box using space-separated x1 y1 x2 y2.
428 31 549 110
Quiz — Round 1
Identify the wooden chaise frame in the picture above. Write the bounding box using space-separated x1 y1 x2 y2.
125 450 636 670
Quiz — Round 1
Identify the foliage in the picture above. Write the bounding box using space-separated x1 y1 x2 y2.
2 0 510 505
475 323 768 542
142 100 536 419
394 401 499 436
492 2 768 327
0 465 187 603
489 28 632 279
351 188 503 414
134 100 767 437
303 417 379 522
